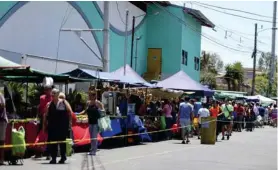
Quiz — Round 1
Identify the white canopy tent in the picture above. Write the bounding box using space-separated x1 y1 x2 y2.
246 95 276 105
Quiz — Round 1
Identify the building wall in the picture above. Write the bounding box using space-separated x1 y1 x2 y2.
0 1 148 75
146 5 201 81
0 1 203 82
180 9 201 82
146 5 181 79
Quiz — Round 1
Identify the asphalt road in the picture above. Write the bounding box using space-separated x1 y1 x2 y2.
2 126 277 170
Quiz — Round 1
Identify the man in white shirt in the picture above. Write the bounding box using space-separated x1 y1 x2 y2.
253 103 259 116
197 103 210 139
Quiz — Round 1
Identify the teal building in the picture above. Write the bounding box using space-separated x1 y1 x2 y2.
0 1 214 82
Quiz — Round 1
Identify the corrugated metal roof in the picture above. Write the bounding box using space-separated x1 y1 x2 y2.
183 8 215 28
163 3 215 28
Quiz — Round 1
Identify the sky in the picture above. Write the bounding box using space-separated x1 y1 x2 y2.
174 1 277 69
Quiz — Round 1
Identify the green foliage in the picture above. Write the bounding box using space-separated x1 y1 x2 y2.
256 51 277 96
253 73 277 96
258 52 272 72
200 72 217 89
7 82 25 103
224 62 244 91
200 51 224 73
28 84 44 106
200 51 224 89
67 89 88 105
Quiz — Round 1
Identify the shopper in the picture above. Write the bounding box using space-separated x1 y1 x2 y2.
37 85 52 159
163 99 173 140
178 97 193 144
209 101 222 141
220 101 233 140
80 86 104 156
197 103 210 139
44 88 72 164
236 103 245 132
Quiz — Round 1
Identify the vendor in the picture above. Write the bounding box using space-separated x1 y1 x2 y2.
0 92 8 166
71 93 85 113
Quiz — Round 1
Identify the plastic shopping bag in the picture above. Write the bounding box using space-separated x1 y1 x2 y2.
160 116 166 130
66 138 73 156
98 116 112 132
11 126 26 157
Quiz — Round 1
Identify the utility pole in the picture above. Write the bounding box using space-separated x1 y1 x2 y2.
130 16 135 68
124 10 129 76
251 23 258 96
268 1 277 97
103 1 110 72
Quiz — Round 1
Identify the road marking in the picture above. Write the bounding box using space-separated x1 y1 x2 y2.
80 145 206 169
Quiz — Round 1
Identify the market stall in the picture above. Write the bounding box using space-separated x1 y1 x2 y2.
245 95 276 105
112 64 154 87
155 70 214 96
0 57 92 152
63 67 153 145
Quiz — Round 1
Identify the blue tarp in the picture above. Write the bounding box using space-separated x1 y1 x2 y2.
125 114 152 142
156 70 214 96
100 118 122 137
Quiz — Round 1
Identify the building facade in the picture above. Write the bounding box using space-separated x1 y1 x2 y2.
0 1 213 82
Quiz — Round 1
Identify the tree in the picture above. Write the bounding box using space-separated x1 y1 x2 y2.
224 62 244 91
200 51 223 73
232 62 244 91
258 52 272 72
224 64 233 91
200 51 224 89
200 72 217 89
257 51 277 96
252 73 277 96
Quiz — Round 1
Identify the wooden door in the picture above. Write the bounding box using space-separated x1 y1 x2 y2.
147 48 162 74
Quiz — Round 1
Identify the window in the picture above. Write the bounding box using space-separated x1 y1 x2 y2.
182 50 188 65
194 57 200 71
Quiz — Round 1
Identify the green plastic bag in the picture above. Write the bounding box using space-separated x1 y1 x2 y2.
11 126 26 157
98 116 112 132
66 138 73 156
160 116 166 130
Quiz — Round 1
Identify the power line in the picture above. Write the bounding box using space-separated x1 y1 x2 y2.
191 1 273 23
151 2 253 54
215 26 269 46
216 25 271 39
116 1 126 25
55 4 72 73
193 1 273 19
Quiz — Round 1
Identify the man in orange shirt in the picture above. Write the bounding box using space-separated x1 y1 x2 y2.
210 101 221 118
209 101 222 141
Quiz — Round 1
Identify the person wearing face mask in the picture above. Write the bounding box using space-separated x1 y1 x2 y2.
43 88 72 164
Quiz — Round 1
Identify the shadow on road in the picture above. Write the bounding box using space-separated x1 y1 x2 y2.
81 153 106 170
